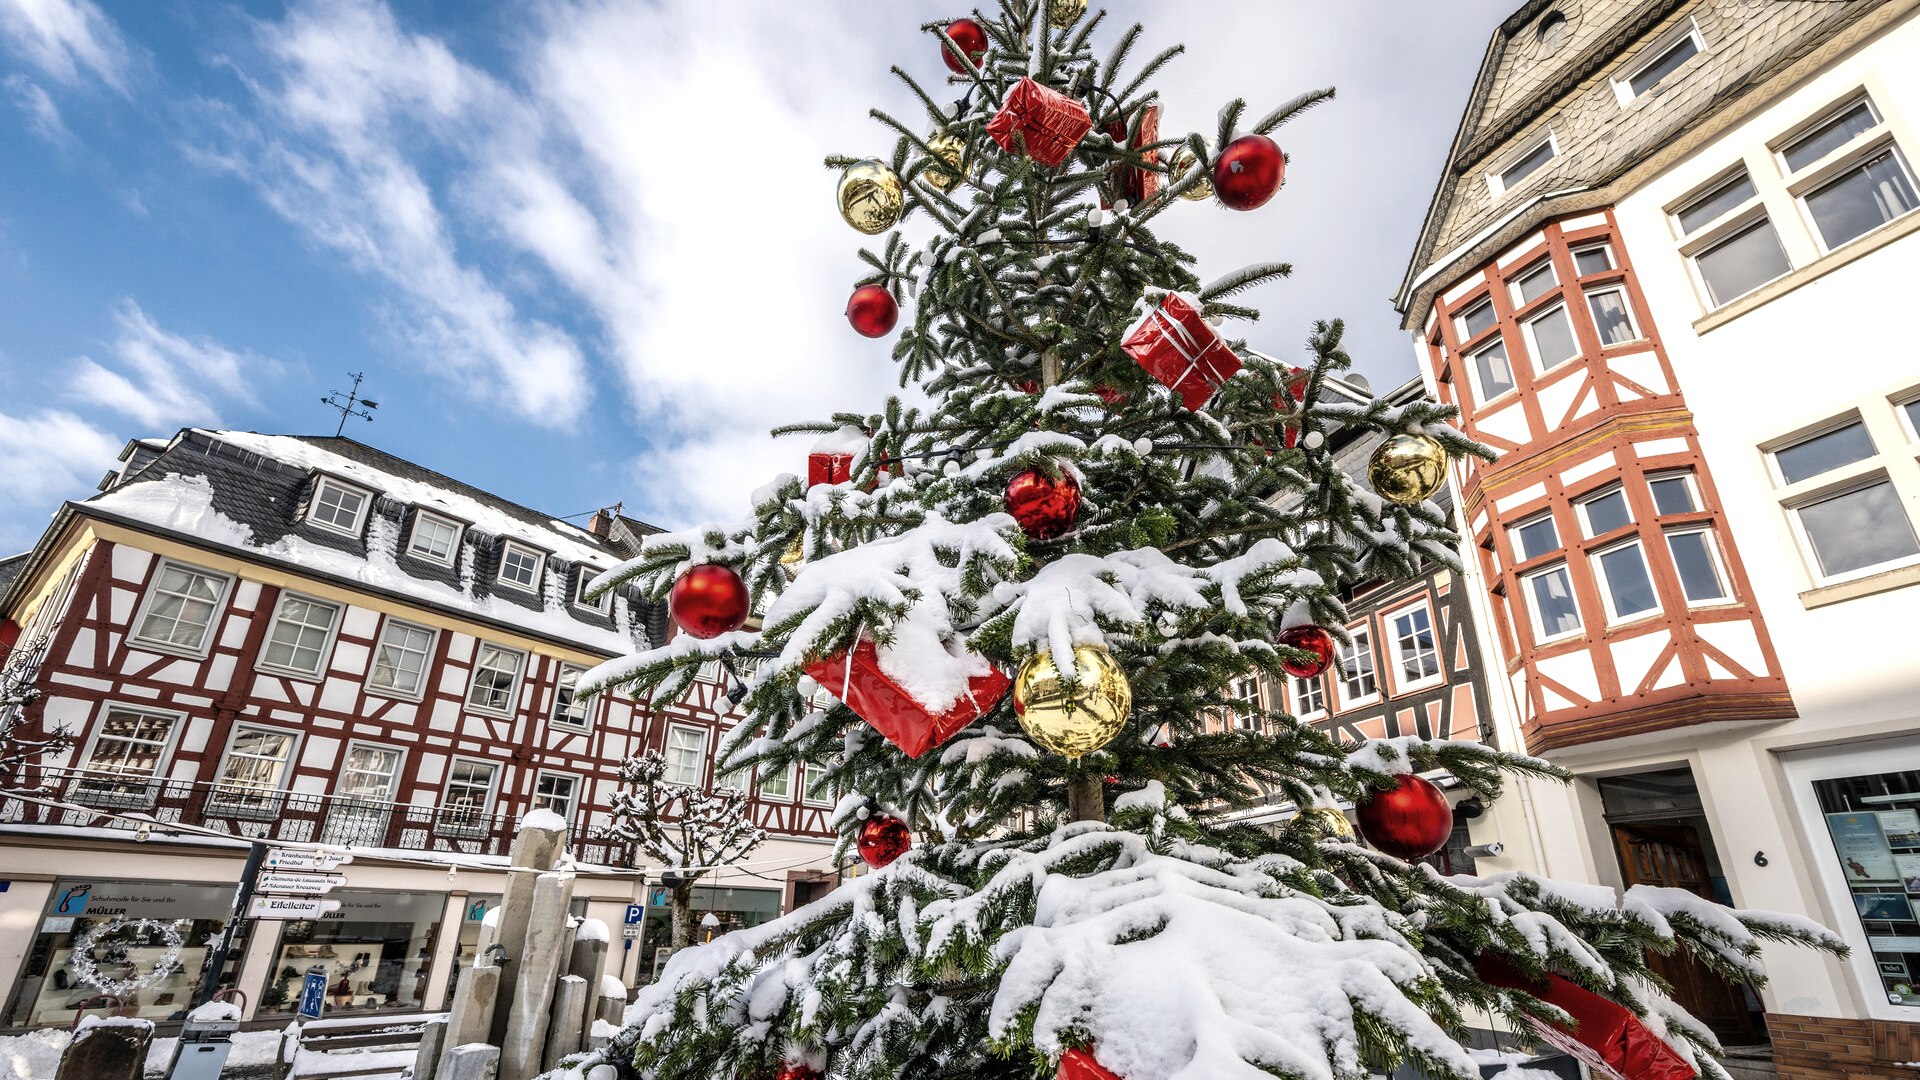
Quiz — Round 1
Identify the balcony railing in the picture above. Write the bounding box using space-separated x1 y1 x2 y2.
0 769 630 866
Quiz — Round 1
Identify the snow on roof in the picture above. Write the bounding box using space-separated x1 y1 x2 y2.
197 430 616 568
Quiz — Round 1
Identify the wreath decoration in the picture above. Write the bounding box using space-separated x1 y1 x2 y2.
67 918 186 998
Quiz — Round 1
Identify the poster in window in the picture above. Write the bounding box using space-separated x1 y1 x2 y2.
1856 893 1916 922
1882 810 1920 848
1827 812 1901 884
1898 854 1920 893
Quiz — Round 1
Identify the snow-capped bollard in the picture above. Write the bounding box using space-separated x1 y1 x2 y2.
499 870 576 1080
56 1016 152 1080
410 1016 448 1080
438 964 500 1077
486 809 569 1049
441 1043 500 1080
543 974 588 1070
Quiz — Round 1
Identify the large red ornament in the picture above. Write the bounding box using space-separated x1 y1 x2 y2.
987 77 1093 169
774 1065 824 1080
1092 384 1129 406
1475 955 1695 1080
1120 292 1242 411
941 18 988 73
1058 1048 1121 1080
1277 625 1335 678
670 565 750 639
1355 774 1454 860
856 812 913 868
1103 103 1160 207
805 638 1011 758
1212 133 1285 211
1005 469 1081 541
846 284 898 338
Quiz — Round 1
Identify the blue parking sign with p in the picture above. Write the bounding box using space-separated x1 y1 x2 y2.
624 904 643 926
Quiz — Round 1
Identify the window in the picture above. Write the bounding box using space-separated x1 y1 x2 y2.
1578 489 1658 622
440 760 498 831
1453 297 1496 343
758 763 793 800
73 707 179 804
1615 22 1702 102
1490 133 1557 195
551 664 592 729
803 761 833 805
1335 628 1378 704
1808 765 1920 1012
1523 304 1580 369
1388 605 1442 686
665 725 707 787
1468 338 1517 401
1510 259 1557 305
716 737 749 792
259 594 341 677
498 542 544 591
1768 417 1920 583
1228 676 1263 730
1292 674 1325 717
573 570 611 614
1649 472 1700 515
467 644 525 714
1572 244 1614 276
1775 97 1920 253
1782 100 1881 172
131 561 230 653
1901 396 1920 440
1585 288 1640 345
368 618 436 698
308 478 371 536
1672 171 1791 307
1578 488 1634 536
210 727 297 814
1511 514 1583 641
407 512 461 565
338 744 402 801
1666 529 1730 602
532 773 579 823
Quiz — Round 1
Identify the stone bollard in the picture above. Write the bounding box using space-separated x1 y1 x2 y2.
442 1042 501 1080
487 814 568 1048
567 920 609 1046
439 963 501 1078
543 974 588 1070
412 1016 449 1080
499 871 576 1080
56 1017 153 1080
595 976 627 1031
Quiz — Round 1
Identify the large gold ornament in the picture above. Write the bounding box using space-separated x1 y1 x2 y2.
1295 806 1355 840
837 159 904 235
1368 433 1449 505
1012 644 1131 759
779 537 805 579
1048 0 1087 28
923 132 967 193
1170 144 1213 201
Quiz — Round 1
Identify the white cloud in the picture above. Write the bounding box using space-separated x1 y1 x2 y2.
0 0 132 94
0 409 120 551
68 300 278 429
5 73 66 143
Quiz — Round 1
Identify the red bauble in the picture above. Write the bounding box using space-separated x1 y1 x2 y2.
1276 625 1335 678
1059 1048 1121 1080
941 18 988 72
669 565 750 640
1092 384 1129 406
774 1066 823 1080
1212 134 1285 211
1355 774 1454 860
1004 469 1081 541
846 284 898 338
857 813 913 868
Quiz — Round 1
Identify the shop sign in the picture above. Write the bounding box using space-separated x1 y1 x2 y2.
49 881 232 920
265 849 353 872
249 896 342 919
255 871 347 895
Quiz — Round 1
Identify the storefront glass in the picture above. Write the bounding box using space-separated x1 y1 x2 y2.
2 880 247 1029
445 893 500 1002
1814 769 1920 1007
258 889 444 1015
636 885 780 984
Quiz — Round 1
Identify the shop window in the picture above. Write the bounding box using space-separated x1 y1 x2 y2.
438 759 498 833
368 618 436 699
209 726 298 817
260 889 445 1015
1386 604 1441 688
551 664 592 730
130 561 231 655
406 511 461 565
1335 627 1378 706
1813 770 1920 1008
71 707 180 807
259 593 342 678
466 644 524 715
532 773 579 824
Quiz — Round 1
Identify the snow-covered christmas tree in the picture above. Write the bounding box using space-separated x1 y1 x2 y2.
577 5 1842 1079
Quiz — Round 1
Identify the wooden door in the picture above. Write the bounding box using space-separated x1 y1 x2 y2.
1611 823 1761 1044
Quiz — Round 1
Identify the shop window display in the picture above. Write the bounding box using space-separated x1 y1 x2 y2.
258 889 445 1015
444 894 501 1002
1814 769 1920 1006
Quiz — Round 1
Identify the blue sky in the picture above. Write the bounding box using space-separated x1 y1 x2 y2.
0 0 1515 554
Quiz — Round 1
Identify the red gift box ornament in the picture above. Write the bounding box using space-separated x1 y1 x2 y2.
1104 103 1160 207
1475 955 1696 1080
987 77 1093 169
1120 292 1243 411
805 638 1011 758
808 426 867 489
1273 366 1309 449
1058 1048 1121 1080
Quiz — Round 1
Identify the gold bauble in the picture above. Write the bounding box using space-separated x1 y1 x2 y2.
1368 433 1449 505
1170 145 1213 201
1012 644 1131 759
923 132 967 193
1048 0 1087 28
1296 806 1355 840
780 537 805 567
837 159 904 235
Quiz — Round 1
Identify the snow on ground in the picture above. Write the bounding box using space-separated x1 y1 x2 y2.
0 1027 284 1080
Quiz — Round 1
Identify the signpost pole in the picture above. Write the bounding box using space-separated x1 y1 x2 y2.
193 841 268 1009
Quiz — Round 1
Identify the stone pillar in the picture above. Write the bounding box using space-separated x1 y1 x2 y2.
499 871 576 1080
543 974 588 1070
442 1043 501 1080
412 1017 448 1080
487 818 568 1048
56 1018 153 1080
567 924 608 1046
439 964 500 1077
596 981 626 1030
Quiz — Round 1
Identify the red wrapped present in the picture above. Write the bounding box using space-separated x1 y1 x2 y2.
987 78 1093 169
1272 367 1309 449
808 427 867 489
1058 1048 1120 1080
805 638 1011 759
1103 103 1160 207
1120 293 1242 411
1476 955 1696 1080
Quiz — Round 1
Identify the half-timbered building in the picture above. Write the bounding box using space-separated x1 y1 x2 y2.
0 429 837 1031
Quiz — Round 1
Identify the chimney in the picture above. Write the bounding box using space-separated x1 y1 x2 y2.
586 502 623 539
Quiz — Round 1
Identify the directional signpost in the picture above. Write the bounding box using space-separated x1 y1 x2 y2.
255 871 347 895
264 849 352 872
248 895 341 919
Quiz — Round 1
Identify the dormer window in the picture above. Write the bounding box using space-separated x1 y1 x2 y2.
497 541 544 592
406 511 462 566
1487 131 1558 198
574 569 612 614
1612 20 1703 105
308 477 372 536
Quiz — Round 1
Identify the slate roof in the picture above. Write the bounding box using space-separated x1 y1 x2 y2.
0 553 28 596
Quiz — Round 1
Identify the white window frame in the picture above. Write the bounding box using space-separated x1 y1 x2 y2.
715 735 749 793
1668 167 1792 310
366 616 438 701
551 663 592 730
1584 286 1643 346
802 761 834 806
1571 242 1615 276
1465 335 1521 404
1452 296 1497 344
1518 562 1585 643
337 741 404 803
1663 526 1734 606
1508 257 1558 307
466 643 526 716
497 542 545 593
71 704 186 806
1384 602 1444 692
1486 129 1558 198
1610 18 1704 106
1576 486 1636 539
1335 625 1379 708
306 476 374 537
1896 391 1920 442
405 510 463 567
758 762 793 800
1588 537 1662 625
1228 675 1264 730
573 569 612 614
208 724 302 815
664 724 708 788
256 592 344 679
531 771 580 824
1764 410 1920 587
439 758 500 832
1774 96 1919 255
1521 301 1580 370
1290 674 1326 720
1647 470 1703 515
128 559 233 658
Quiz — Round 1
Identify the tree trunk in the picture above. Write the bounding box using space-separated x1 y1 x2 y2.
668 885 695 950
1066 775 1104 823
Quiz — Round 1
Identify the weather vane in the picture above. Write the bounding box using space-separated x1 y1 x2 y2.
320 372 379 437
